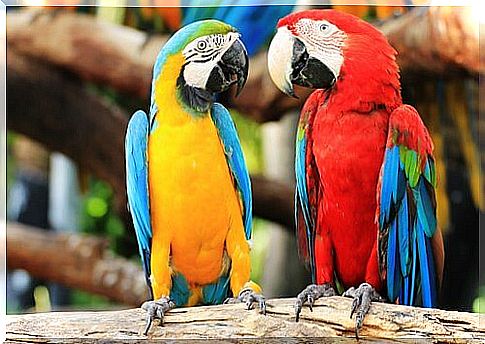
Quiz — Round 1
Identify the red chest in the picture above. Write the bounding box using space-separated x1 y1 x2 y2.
312 105 389 287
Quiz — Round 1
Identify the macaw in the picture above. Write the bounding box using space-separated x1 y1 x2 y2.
267 10 445 336
125 19 265 335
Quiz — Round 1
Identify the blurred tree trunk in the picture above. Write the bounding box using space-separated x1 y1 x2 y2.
260 113 310 298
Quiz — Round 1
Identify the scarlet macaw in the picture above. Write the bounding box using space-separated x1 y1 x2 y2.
267 10 444 336
125 20 264 335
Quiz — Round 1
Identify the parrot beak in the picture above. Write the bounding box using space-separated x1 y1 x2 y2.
206 38 249 97
268 27 336 97
268 27 298 98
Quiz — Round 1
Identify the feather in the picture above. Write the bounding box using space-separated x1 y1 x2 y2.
378 105 440 307
416 220 434 307
210 103 252 240
398 191 410 276
125 110 153 299
387 220 401 301
181 2 294 56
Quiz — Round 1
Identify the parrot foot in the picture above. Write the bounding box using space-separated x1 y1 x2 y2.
224 287 266 315
141 297 175 336
295 283 336 322
343 282 385 339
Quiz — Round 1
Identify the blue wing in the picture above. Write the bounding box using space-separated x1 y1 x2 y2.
125 110 153 299
378 105 442 308
181 1 294 56
210 103 252 240
294 95 321 282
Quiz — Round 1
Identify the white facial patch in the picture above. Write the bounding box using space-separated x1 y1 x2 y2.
182 32 240 89
293 19 346 79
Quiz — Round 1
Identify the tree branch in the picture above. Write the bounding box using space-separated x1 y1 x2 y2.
6 297 483 342
7 8 481 126
381 7 482 75
6 222 148 306
7 9 301 123
6 51 295 228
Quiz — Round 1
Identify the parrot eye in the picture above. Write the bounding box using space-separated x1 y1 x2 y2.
319 24 329 32
196 40 207 51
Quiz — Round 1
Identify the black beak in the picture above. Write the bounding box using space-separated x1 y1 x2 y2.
290 38 336 90
205 38 249 96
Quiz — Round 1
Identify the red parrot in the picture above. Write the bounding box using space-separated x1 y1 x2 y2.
267 10 444 336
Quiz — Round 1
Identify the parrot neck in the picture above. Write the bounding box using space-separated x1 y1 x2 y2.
151 53 211 123
327 49 402 113
176 71 215 115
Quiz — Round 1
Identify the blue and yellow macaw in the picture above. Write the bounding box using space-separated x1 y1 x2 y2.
125 20 265 335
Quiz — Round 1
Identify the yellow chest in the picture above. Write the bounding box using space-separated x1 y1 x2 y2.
148 112 241 284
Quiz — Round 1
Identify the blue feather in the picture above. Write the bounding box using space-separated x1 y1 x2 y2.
202 275 231 305
414 179 437 238
125 110 153 298
380 147 393 227
398 191 410 276
181 2 294 56
379 130 438 308
295 124 316 281
170 273 191 307
210 103 252 240
387 220 401 301
416 220 435 307
410 233 418 305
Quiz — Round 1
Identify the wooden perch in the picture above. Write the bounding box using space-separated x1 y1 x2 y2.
6 222 148 306
382 6 482 74
6 51 295 228
6 297 484 342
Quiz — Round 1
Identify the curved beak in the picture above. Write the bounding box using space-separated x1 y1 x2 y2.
268 27 297 97
206 38 249 96
268 27 336 97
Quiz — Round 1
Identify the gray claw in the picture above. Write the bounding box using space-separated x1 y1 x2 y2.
224 288 266 315
343 283 384 338
295 283 336 322
141 297 175 335
239 288 266 315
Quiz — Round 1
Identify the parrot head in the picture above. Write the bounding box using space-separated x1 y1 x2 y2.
267 9 400 105
152 20 248 113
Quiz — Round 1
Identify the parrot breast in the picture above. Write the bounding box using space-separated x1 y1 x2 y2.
313 105 389 289
148 113 243 288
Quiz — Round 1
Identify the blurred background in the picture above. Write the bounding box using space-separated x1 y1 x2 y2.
5 0 483 315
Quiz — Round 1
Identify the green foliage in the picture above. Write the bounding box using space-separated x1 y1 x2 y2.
473 286 485 313
80 179 126 254
250 219 270 284
230 110 263 174
70 289 112 309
